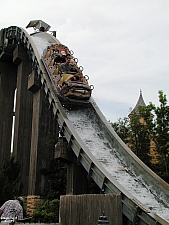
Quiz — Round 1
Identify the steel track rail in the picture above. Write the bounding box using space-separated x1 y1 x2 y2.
0 26 168 225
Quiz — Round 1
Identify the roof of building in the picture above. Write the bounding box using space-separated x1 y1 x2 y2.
131 90 146 114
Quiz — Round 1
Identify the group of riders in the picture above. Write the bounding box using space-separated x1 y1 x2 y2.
44 43 85 87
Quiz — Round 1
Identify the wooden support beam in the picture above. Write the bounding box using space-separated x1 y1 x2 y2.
28 70 41 93
66 161 89 195
13 45 29 65
12 46 33 195
0 61 16 166
55 138 74 162
28 88 58 195
55 138 89 194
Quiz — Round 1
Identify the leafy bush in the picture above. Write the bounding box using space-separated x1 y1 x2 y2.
31 199 60 223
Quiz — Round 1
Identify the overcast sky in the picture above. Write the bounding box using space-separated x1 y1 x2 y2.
1 0 169 122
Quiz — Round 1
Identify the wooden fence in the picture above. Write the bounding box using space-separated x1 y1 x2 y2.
59 194 122 225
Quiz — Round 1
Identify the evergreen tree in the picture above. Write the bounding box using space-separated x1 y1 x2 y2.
129 112 151 167
111 117 130 144
139 90 169 182
111 113 152 168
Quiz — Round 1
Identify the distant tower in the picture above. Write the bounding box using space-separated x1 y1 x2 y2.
128 90 146 124
130 89 146 115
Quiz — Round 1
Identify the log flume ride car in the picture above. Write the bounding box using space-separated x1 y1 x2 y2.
41 43 94 106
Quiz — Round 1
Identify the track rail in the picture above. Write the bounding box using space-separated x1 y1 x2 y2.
0 26 169 225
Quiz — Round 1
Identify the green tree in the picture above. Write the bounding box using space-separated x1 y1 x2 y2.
0 155 23 205
139 90 169 182
111 117 130 144
111 114 152 167
129 112 151 167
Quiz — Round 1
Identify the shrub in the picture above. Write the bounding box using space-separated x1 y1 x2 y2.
31 199 60 223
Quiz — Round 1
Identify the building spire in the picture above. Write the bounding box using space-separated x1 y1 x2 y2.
131 90 146 114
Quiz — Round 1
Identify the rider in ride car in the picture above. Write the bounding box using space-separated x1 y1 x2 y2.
54 50 66 64
60 55 72 74
69 63 79 74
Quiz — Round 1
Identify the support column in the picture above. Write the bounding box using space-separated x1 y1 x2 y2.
12 46 33 195
55 140 89 194
28 87 58 195
0 61 16 167
66 160 89 194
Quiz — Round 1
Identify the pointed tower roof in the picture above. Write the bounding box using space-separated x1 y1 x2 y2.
131 90 146 114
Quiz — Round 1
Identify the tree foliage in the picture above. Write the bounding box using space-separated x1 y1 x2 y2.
129 112 151 167
31 199 60 223
111 117 130 143
139 90 169 181
112 114 151 167
111 90 169 183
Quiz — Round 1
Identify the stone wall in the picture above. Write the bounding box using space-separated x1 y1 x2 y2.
26 195 44 216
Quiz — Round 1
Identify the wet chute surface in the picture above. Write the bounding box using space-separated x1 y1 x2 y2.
65 106 169 222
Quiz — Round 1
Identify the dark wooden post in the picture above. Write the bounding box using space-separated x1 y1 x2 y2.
12 46 33 195
0 61 17 166
28 83 58 195
66 161 89 194
55 139 89 194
